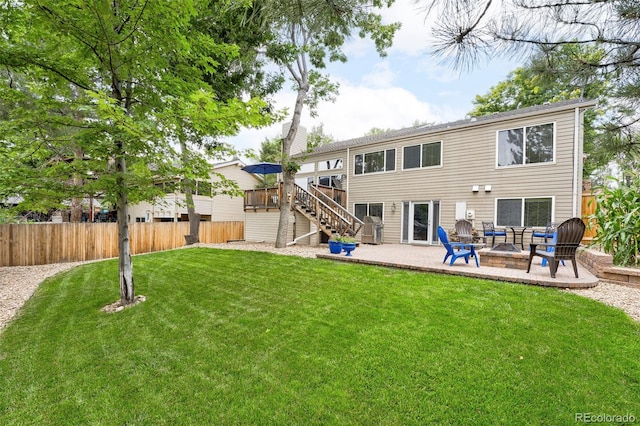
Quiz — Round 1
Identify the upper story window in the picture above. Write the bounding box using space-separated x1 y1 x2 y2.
318 174 343 189
318 159 343 171
195 180 212 196
299 162 315 173
354 149 396 175
497 123 554 167
156 181 177 194
403 141 442 169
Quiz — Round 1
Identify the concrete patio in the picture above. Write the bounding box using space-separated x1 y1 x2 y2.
317 244 599 289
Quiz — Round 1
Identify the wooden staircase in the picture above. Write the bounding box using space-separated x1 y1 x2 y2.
291 184 363 242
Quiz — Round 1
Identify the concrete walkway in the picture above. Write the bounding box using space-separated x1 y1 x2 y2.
318 244 598 288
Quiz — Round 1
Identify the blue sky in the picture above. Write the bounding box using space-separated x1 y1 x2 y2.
226 0 523 158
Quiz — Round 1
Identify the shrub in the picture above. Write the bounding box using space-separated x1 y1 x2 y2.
593 173 640 266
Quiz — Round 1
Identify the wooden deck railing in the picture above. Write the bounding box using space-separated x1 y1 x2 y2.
244 185 282 210
311 185 347 208
243 183 361 237
294 184 363 237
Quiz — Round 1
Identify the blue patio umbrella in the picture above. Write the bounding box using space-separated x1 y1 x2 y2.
241 162 282 175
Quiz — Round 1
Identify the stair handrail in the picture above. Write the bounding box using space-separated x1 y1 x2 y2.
309 185 346 212
294 184 363 236
311 184 347 208
309 185 363 234
295 185 351 226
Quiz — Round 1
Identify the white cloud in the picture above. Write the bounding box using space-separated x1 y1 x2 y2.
226 79 451 158
309 82 441 138
361 61 396 88
413 57 464 83
382 0 434 57
224 0 518 162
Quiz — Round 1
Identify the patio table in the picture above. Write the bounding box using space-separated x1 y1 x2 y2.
509 226 529 250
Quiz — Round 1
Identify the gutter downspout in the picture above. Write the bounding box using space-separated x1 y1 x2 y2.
572 107 580 218
346 147 350 207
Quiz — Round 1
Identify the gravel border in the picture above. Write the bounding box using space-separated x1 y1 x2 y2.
2 243 638 331
0 261 93 330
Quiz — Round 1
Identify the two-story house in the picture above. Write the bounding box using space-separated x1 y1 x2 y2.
244 98 597 246
129 159 261 223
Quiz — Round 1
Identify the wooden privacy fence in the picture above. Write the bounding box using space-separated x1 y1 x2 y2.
582 193 598 243
0 221 244 267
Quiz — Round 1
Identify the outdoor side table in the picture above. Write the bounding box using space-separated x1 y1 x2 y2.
509 227 529 250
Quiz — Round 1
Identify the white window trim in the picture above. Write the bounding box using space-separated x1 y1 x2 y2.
353 148 396 176
495 121 557 169
353 202 385 221
299 162 315 174
317 158 343 171
494 196 556 227
401 140 443 171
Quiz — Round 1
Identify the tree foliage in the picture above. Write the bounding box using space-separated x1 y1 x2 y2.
420 0 640 174
0 1 274 303
248 0 400 247
470 46 608 116
469 44 614 178
307 123 334 150
421 0 640 75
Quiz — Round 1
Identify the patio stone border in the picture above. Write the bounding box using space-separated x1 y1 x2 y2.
577 248 640 289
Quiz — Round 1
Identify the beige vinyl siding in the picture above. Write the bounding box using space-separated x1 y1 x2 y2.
128 161 260 223
128 202 152 221
245 211 280 242
294 212 313 245
212 194 244 222
245 211 298 243
211 163 260 222
296 153 346 191
297 105 585 244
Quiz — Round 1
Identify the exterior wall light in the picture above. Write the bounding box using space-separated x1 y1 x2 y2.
484 185 492 192
472 185 479 192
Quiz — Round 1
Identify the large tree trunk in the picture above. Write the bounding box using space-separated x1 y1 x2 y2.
275 170 295 248
70 196 83 223
180 139 201 245
184 185 201 245
116 155 135 305
275 81 308 248
70 147 85 222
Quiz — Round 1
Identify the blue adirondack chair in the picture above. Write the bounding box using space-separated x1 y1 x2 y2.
531 222 558 244
541 231 566 268
437 226 479 267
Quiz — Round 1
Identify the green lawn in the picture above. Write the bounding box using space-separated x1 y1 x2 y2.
1 248 639 425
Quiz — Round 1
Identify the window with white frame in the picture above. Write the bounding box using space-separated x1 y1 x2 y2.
195 180 212 196
354 203 383 221
299 162 315 173
497 123 554 167
496 197 553 227
403 141 442 169
318 174 343 189
354 149 395 175
318 158 343 171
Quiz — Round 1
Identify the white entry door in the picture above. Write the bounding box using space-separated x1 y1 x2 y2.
402 201 440 245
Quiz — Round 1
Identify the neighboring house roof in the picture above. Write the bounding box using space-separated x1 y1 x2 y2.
213 158 262 184
212 158 247 169
300 98 597 157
